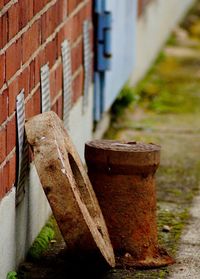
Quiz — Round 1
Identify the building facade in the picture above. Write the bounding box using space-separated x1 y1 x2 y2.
0 0 195 277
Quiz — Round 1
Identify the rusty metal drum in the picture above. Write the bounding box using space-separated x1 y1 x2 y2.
85 140 175 268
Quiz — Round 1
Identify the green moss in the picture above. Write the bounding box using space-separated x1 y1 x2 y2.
111 85 138 118
28 218 55 260
154 51 167 65
121 47 200 114
7 272 18 279
157 208 190 251
167 189 182 197
167 33 178 46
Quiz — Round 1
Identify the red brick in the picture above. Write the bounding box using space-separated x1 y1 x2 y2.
41 5 57 43
0 166 4 200
53 3 59 27
8 78 19 115
6 39 21 80
56 19 72 56
48 4 59 31
22 20 40 64
29 60 35 91
41 13 47 43
25 89 41 119
33 0 45 15
19 67 30 97
68 0 80 15
50 69 56 102
51 101 57 114
8 3 19 40
4 0 10 4
45 0 51 4
85 0 92 18
6 114 16 155
19 0 33 29
0 12 8 49
71 39 83 73
70 5 90 43
53 1 60 28
0 162 9 198
3 161 10 193
55 63 62 94
0 54 5 88
45 39 57 68
0 89 8 124
72 67 83 103
0 127 6 163
51 96 63 117
78 0 83 5
81 7 90 23
8 152 16 187
25 92 41 118
71 13 81 42
57 95 63 119
33 89 41 115
0 0 4 9
52 0 67 28
25 97 34 119
58 0 67 21
55 34 61 58
34 49 46 85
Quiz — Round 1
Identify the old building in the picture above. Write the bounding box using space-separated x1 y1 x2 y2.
0 0 195 277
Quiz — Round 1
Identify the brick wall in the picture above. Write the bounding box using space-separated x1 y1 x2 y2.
0 0 93 200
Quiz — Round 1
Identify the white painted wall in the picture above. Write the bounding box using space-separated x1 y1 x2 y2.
69 86 93 162
0 189 16 279
15 166 52 266
130 0 195 85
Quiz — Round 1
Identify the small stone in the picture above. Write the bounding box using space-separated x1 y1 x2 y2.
124 252 132 259
162 225 171 232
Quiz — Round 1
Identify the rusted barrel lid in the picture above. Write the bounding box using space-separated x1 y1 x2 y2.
25 112 115 267
85 140 161 175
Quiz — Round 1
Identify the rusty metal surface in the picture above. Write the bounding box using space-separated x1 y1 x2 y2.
25 112 115 267
85 140 161 175
85 140 175 268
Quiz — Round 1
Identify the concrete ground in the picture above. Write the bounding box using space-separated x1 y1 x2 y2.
17 1 200 278
168 195 200 279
